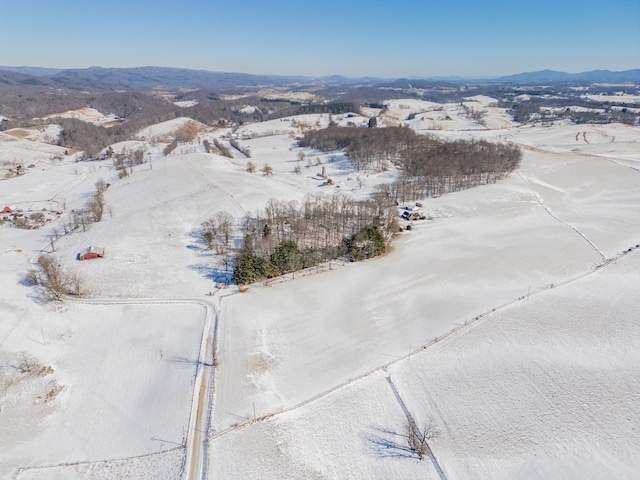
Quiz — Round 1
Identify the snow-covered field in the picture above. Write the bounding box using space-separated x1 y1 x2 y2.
209 250 640 480
1 99 639 479
2 300 205 479
41 108 121 127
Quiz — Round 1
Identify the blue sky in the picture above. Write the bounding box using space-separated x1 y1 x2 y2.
2 0 638 77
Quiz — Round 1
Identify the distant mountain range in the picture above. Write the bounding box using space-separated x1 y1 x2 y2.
0 66 638 91
495 69 640 83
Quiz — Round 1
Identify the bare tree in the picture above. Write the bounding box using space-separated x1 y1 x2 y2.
215 211 233 246
132 148 145 165
262 163 274 176
68 271 88 297
87 191 105 222
406 418 438 460
95 178 107 193
10 353 40 375
201 218 217 250
72 209 92 231
216 211 234 270
202 211 234 270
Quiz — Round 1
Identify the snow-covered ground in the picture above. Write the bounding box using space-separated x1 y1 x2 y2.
135 117 207 142
1 100 639 479
2 300 205 479
0 126 69 178
210 250 640 480
40 108 121 127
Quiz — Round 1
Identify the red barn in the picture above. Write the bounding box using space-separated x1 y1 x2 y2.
79 246 105 261
1 206 13 214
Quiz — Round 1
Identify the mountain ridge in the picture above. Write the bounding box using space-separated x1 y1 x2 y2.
0 66 638 91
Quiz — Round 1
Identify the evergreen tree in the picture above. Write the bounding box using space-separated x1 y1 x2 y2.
345 225 386 261
232 252 277 284
270 240 303 274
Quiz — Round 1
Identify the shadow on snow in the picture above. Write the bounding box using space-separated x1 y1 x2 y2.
185 228 233 285
363 425 418 460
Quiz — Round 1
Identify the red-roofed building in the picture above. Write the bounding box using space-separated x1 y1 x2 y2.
79 246 105 261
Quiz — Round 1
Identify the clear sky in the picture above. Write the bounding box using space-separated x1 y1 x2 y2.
1 0 638 78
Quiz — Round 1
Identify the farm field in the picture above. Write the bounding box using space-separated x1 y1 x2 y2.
1 99 639 479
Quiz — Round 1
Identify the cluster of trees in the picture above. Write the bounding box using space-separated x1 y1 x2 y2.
51 180 108 240
300 126 521 199
201 211 234 270
107 145 146 177
299 126 363 151
222 194 397 284
266 102 361 121
11 212 48 230
27 254 86 300
504 103 542 124
561 108 637 125
503 100 638 126
300 126 424 171
392 137 521 200
461 104 487 125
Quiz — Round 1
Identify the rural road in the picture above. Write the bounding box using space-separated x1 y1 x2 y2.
66 296 220 480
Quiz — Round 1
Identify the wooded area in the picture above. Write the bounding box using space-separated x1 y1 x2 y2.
201 194 398 284
300 126 521 201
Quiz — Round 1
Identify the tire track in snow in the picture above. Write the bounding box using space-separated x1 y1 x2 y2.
186 156 248 216
190 149 312 209
517 172 607 262
48 164 111 204
516 139 640 174
603 156 640 173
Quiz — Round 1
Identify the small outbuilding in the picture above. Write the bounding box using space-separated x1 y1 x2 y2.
78 246 106 261
401 210 425 221
1 206 13 214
